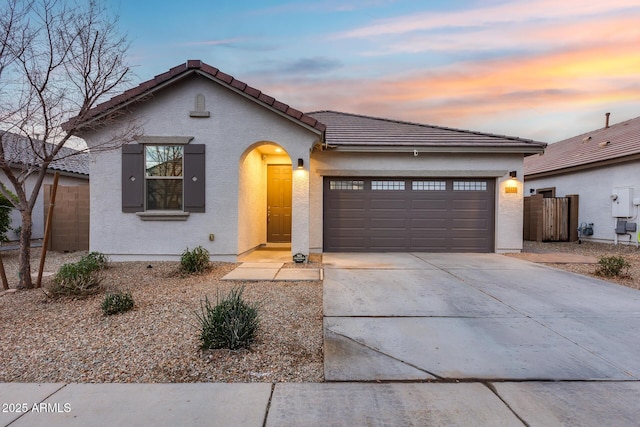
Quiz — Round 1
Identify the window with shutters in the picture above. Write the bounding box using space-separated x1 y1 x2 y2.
122 141 205 217
145 145 183 210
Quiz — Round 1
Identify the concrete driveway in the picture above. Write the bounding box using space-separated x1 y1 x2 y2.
323 253 640 381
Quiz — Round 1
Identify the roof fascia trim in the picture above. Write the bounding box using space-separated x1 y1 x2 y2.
329 145 544 154
316 169 508 177
524 153 640 180
195 70 324 136
75 71 196 131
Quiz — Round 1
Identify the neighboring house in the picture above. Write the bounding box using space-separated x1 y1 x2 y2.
69 60 545 261
524 114 640 245
0 132 89 241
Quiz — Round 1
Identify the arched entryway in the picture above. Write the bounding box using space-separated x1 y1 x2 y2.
237 142 292 255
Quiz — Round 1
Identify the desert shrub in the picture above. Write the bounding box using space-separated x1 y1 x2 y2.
596 255 631 277
101 290 134 315
50 253 107 297
85 251 110 270
181 246 210 274
196 286 260 350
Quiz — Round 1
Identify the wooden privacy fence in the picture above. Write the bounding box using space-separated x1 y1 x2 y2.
524 194 579 242
44 184 89 252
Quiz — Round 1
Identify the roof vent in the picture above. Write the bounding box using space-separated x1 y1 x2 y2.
605 112 610 128
582 136 592 143
598 141 611 148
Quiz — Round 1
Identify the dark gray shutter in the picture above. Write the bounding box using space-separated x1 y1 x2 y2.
122 144 144 212
183 144 205 212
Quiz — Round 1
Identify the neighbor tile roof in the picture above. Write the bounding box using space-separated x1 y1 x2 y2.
524 115 640 177
67 60 325 134
1 132 89 176
307 111 546 152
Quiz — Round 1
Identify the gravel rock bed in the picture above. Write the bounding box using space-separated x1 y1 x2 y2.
506 240 640 290
0 249 323 383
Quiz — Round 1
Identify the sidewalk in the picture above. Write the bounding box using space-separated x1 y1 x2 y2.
3 381 640 426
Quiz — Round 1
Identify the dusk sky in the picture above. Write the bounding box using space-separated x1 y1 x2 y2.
107 0 640 143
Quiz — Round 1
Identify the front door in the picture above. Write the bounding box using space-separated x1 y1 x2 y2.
267 165 292 243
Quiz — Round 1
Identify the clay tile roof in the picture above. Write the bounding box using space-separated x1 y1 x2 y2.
307 110 546 152
524 115 640 177
66 60 325 134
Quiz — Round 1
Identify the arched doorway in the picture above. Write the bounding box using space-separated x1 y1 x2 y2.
238 142 292 254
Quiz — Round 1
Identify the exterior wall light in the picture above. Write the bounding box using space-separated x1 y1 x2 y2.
297 158 304 169
509 170 517 178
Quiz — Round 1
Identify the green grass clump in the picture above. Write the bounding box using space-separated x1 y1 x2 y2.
196 286 260 350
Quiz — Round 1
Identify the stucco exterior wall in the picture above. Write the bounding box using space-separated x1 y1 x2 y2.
237 148 266 254
83 75 319 261
525 161 640 244
3 172 87 241
309 151 525 253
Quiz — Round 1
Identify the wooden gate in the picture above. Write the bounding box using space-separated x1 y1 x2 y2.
524 194 579 242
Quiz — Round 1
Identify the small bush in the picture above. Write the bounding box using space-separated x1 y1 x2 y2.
596 255 631 277
101 290 134 315
196 286 260 350
181 246 210 274
85 252 110 270
50 252 108 297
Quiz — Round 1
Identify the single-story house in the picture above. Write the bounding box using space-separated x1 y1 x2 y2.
0 132 89 241
524 114 640 245
70 60 546 261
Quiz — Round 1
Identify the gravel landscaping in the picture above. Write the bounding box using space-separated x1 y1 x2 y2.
1 240 638 384
0 248 323 383
506 240 640 290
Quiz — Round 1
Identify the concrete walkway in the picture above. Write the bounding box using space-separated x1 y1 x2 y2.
221 248 321 281
3 381 640 426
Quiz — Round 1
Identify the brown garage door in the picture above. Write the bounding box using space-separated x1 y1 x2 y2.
323 178 495 252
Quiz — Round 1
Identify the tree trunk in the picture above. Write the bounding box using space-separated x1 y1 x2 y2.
19 210 33 289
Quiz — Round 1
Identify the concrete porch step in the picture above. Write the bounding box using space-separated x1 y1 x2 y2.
222 263 322 281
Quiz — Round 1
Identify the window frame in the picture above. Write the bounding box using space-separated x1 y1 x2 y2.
144 144 185 211
121 140 205 218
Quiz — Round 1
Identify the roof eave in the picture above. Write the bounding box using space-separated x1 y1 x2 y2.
194 70 324 137
69 70 197 133
525 153 640 180
328 144 546 154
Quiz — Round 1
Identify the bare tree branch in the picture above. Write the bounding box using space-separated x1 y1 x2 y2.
0 0 138 288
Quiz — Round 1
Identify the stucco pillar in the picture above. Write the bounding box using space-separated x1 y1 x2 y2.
291 163 310 260
496 173 524 253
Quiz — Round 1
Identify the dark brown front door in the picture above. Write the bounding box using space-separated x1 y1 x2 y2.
267 165 292 243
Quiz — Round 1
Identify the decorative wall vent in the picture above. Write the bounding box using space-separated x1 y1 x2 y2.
190 94 210 118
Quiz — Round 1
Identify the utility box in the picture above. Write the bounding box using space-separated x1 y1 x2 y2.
612 187 633 217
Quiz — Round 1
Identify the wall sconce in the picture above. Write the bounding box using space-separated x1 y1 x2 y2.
297 158 304 169
509 170 517 178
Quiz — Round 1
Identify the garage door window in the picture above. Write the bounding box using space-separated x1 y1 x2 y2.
372 180 405 190
330 180 364 190
453 181 487 191
412 181 446 191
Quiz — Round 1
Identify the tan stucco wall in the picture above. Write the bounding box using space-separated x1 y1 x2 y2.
309 151 525 253
4 172 87 241
237 148 266 254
